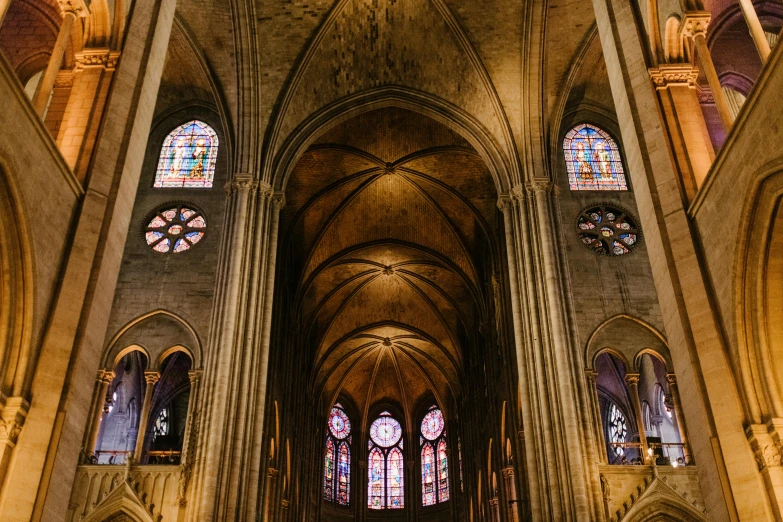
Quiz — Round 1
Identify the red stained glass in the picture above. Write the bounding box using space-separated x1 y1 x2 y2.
564 124 627 191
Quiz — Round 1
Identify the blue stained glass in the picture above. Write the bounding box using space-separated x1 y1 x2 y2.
155 120 218 188
564 124 627 191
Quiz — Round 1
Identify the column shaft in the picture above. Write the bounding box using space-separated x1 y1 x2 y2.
32 11 77 117
0 0 12 27
692 33 735 130
84 371 113 459
134 372 159 461
667 375 693 463
502 467 520 522
625 375 649 459
737 0 772 62
587 372 608 464
180 371 201 466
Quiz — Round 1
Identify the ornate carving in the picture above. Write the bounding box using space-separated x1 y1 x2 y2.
53 73 74 88
224 174 258 196
176 464 192 506
144 372 160 386
57 0 88 16
747 424 782 471
75 49 121 71
525 180 556 196
680 12 711 39
268 467 279 478
281 499 290 509
625 374 640 386
695 84 714 104
600 473 611 500
648 65 700 89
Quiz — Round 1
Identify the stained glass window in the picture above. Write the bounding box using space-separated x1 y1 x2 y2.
608 402 628 456
563 124 627 191
155 120 218 188
153 407 169 439
577 205 638 256
421 406 449 505
324 404 351 505
145 204 206 254
368 412 405 510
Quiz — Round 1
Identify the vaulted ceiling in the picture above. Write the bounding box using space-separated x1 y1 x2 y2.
279 107 500 428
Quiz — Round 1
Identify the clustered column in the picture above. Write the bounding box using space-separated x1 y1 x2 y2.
83 370 115 460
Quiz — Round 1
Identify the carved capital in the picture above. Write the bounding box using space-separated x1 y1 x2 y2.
666 374 677 386
0 397 30 445
648 64 700 89
625 373 641 386
497 194 514 212
681 12 711 39
281 499 290 509
525 180 556 196
144 371 160 386
188 370 202 385
58 0 89 16
53 71 74 88
98 369 116 385
696 84 714 104
272 191 286 210
501 466 515 478
747 424 781 471
585 369 598 384
224 173 257 196
268 467 279 478
75 49 120 71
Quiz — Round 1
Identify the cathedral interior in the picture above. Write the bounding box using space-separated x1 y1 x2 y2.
0 0 782 520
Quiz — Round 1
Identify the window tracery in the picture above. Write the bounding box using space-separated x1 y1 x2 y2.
324 404 351 505
421 406 449 506
155 120 218 188
577 205 638 256
145 204 206 254
368 412 404 509
608 402 628 456
563 124 627 191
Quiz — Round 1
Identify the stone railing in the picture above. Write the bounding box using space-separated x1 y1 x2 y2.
66 464 183 521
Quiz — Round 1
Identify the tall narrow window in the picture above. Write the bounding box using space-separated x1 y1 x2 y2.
155 120 218 188
421 406 449 505
563 124 627 191
368 411 404 510
608 402 628 456
324 404 352 505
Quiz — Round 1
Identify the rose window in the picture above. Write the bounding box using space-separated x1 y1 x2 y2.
145 204 206 254
577 205 638 256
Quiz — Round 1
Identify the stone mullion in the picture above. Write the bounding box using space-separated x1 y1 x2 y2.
591 0 769 516
528 182 596 521
193 175 256 521
241 186 284 522
498 194 546 521
1 0 178 517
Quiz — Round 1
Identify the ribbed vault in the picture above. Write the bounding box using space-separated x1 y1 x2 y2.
279 107 500 428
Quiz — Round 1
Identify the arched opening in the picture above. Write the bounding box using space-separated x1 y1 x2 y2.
594 352 641 464
637 353 686 465
268 105 510 520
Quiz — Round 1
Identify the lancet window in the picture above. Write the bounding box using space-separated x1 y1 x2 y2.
563 124 627 191
420 406 449 506
324 404 352 505
155 120 218 188
368 412 404 510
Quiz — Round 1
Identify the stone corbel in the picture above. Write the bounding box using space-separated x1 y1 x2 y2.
746 423 782 471
648 64 700 89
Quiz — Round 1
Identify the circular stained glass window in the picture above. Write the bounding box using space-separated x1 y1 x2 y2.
370 413 402 448
421 408 444 441
577 205 639 256
328 406 351 440
145 204 206 254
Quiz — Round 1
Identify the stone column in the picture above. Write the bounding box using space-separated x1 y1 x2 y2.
264 468 279 522
737 0 772 62
625 374 649 460
0 0 12 27
133 371 159 462
648 64 715 198
590 0 771 515
56 49 121 182
44 71 73 139
746 424 783 520
682 12 735 131
586 371 608 464
0 0 177 518
32 1 84 117
499 186 600 521
83 370 114 460
179 370 201 466
502 466 520 522
666 375 692 464
489 497 500 522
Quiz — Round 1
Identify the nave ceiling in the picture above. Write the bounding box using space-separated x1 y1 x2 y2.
278 108 501 427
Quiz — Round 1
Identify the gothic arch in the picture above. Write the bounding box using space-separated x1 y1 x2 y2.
736 165 783 421
585 315 672 372
103 310 202 370
0 160 34 398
